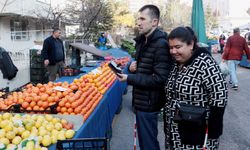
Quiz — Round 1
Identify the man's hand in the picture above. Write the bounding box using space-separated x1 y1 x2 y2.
221 59 225 63
44 59 49 66
129 61 137 72
116 73 128 82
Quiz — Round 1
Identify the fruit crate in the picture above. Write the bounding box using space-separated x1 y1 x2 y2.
56 137 109 150
0 103 58 114
0 87 9 98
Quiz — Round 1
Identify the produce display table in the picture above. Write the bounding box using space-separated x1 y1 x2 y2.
49 48 129 149
240 54 250 68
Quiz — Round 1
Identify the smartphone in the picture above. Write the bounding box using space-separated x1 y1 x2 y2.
108 61 122 77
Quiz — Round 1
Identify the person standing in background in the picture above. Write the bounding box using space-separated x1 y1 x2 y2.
116 5 172 150
222 27 250 90
219 33 226 54
41 28 65 81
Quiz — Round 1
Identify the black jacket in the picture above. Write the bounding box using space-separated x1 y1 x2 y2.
41 36 65 65
127 28 172 112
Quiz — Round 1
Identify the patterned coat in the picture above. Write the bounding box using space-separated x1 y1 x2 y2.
164 48 228 150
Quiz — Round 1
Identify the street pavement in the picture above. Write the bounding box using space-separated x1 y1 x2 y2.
110 53 250 150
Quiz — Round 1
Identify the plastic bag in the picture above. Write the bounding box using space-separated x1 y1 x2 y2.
219 62 229 77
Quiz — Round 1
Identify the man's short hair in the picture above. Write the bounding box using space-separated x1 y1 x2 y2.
233 28 240 33
139 5 160 20
53 28 61 33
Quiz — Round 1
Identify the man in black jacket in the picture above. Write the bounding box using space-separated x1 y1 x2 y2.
117 5 172 150
41 28 65 81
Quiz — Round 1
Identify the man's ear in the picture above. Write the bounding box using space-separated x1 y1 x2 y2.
152 19 159 27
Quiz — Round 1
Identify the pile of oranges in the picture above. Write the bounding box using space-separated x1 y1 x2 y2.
0 60 129 121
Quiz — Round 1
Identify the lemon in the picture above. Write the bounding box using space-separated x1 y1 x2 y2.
0 129 6 138
38 129 47 136
51 135 57 144
2 113 12 120
17 127 26 135
45 124 54 132
61 119 68 124
13 114 22 119
51 129 59 136
54 123 62 131
21 130 30 139
45 115 53 121
35 121 42 128
4 125 13 132
52 118 60 124
65 130 75 139
26 140 35 149
42 135 51 147
0 137 10 145
57 132 66 140
5 131 16 140
6 144 17 150
25 123 33 131
12 136 22 145
0 120 9 128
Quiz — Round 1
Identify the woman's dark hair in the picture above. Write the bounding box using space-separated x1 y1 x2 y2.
168 26 198 50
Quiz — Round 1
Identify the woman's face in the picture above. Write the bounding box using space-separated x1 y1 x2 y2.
169 38 194 65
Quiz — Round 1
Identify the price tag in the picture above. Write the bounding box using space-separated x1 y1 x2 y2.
53 86 69 92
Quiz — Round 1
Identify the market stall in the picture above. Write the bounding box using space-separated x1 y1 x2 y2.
0 48 130 149
239 55 250 68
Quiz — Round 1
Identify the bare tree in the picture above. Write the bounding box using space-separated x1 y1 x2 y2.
30 4 65 29
64 0 113 39
0 0 17 13
162 0 191 30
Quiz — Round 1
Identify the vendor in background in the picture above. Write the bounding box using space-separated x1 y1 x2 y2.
98 32 107 47
41 28 65 81
219 33 226 54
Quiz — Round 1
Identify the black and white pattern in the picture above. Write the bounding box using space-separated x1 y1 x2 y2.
164 52 227 150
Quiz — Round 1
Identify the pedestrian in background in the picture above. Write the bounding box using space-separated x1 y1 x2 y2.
164 26 227 149
219 33 226 54
117 5 172 150
222 27 250 90
41 28 65 81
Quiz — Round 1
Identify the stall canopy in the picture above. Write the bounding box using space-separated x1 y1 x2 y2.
70 43 111 57
238 22 250 30
191 0 207 44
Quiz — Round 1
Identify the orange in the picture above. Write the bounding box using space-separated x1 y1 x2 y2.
37 101 43 107
65 102 71 108
22 102 29 109
42 101 49 108
30 101 36 108
58 100 65 107
33 105 39 110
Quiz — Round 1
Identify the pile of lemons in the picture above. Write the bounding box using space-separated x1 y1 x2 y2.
0 113 75 150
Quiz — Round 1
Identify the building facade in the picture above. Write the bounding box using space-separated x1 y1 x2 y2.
0 0 58 90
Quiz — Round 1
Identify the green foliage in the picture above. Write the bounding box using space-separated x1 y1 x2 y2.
121 39 136 58
64 0 114 40
162 0 191 29
205 5 219 31
109 0 135 28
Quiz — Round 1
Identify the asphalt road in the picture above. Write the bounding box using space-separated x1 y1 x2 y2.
110 53 250 150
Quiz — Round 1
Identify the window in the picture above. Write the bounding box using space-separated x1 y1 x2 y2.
10 19 29 41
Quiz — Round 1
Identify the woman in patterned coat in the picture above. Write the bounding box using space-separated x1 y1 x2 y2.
164 26 228 150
